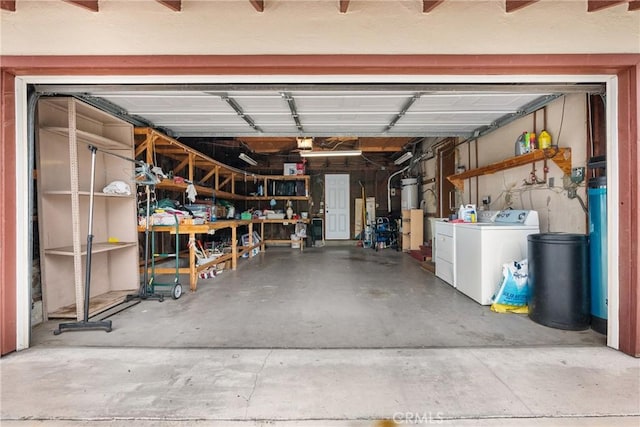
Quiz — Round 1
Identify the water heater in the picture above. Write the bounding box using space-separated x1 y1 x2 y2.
401 178 418 210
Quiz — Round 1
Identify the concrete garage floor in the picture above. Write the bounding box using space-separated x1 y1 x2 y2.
3 247 638 426
32 247 604 348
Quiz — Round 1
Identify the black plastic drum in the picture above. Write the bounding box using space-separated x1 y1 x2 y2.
528 233 590 330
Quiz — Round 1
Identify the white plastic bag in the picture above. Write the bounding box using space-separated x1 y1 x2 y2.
491 259 529 313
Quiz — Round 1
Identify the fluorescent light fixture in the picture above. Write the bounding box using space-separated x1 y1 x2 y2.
239 153 258 166
394 151 414 165
300 150 362 158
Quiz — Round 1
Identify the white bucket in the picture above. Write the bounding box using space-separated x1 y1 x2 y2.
291 233 301 249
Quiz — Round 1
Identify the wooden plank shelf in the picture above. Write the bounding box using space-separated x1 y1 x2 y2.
44 190 134 198
154 179 245 201
447 147 572 190
45 242 137 256
253 218 311 224
245 196 310 201
43 127 131 150
47 290 135 319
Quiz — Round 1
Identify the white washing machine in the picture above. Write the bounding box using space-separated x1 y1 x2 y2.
454 210 540 305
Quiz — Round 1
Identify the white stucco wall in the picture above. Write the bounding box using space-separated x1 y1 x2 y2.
1 0 638 55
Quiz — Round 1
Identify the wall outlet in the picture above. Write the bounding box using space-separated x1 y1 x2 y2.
548 177 555 188
482 195 491 205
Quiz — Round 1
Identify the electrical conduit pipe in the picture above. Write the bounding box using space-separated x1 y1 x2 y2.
388 165 410 213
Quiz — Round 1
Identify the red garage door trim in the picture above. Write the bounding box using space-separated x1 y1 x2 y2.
0 54 638 356
616 64 640 356
1 54 639 75
1 70 17 356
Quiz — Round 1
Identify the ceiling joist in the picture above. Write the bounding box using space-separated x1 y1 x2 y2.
250 0 264 12
505 0 539 13
3 0 637 13
423 0 444 13
156 0 181 12
587 0 627 11
240 137 297 153
0 1 15 11
64 0 99 12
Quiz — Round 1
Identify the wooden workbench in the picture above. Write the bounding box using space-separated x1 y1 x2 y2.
139 220 259 292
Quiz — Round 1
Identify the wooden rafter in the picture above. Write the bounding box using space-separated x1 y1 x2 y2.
339 0 349 13
505 0 539 13
173 157 190 175
134 141 148 159
219 175 233 190
0 1 15 12
423 0 444 13
240 137 296 154
629 0 640 10
587 0 627 11
156 0 181 11
249 0 264 12
201 169 217 183
64 1 99 12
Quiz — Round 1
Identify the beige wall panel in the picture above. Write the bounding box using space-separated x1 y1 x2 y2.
457 94 588 234
1 1 638 55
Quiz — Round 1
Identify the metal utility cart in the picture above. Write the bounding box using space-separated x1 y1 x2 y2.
148 216 183 299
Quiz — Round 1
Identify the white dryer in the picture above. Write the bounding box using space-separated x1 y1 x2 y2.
454 210 540 305
434 210 500 288
434 220 456 287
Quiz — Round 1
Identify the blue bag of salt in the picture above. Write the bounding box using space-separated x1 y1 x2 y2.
491 260 529 312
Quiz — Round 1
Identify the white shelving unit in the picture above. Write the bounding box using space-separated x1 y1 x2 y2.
37 97 139 320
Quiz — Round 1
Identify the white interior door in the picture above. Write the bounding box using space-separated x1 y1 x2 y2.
325 174 350 240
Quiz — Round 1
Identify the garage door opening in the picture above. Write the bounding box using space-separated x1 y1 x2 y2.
12 75 619 352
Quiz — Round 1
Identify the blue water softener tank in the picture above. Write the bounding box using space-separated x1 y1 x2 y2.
588 155 607 335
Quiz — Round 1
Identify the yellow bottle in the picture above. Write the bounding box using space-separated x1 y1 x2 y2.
539 130 552 149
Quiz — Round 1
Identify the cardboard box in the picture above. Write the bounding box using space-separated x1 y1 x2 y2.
284 163 305 175
284 163 297 176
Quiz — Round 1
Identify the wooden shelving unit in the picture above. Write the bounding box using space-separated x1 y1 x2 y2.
134 127 310 202
37 97 139 320
135 127 312 248
447 147 572 190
